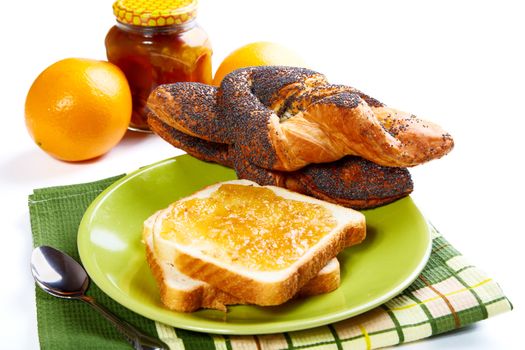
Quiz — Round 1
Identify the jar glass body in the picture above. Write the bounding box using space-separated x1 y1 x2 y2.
105 21 212 131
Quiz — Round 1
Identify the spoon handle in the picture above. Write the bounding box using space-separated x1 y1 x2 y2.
80 295 169 350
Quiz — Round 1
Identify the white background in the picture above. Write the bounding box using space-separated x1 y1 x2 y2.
0 0 523 349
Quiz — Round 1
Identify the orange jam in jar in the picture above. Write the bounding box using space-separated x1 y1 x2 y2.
160 184 337 271
105 0 212 131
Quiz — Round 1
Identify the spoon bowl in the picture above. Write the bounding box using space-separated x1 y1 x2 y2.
31 246 89 299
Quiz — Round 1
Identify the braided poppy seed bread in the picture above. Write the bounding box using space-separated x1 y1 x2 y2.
145 66 458 208
148 66 453 172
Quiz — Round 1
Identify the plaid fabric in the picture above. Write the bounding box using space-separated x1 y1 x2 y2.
29 176 512 350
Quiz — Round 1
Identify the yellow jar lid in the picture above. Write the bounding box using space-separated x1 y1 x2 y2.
113 0 198 27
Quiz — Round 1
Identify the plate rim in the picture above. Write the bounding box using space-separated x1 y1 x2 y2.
78 155 432 335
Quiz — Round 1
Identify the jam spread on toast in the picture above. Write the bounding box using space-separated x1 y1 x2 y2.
160 184 336 271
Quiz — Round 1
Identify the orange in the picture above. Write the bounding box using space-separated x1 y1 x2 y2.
25 58 132 162
212 41 306 86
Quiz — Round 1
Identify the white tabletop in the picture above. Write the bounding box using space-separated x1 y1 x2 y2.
1 0 523 349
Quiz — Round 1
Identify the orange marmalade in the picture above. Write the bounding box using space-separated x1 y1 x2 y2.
160 184 337 271
106 0 212 131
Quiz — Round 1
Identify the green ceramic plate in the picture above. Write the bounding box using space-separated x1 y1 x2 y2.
78 155 431 335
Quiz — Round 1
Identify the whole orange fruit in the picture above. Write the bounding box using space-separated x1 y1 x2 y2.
25 58 132 162
212 41 306 86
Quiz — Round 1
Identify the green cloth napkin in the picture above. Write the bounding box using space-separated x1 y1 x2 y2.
29 176 512 350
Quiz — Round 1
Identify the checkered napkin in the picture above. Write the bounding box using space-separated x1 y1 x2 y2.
29 176 512 350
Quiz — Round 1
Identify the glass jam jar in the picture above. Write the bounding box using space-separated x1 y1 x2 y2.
106 0 212 131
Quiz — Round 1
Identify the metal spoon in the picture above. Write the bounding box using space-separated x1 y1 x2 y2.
31 246 169 350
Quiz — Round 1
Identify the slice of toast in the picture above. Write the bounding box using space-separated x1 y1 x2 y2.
153 179 366 306
144 211 341 312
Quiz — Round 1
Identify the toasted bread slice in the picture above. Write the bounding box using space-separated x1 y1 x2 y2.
144 211 341 312
154 179 365 306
